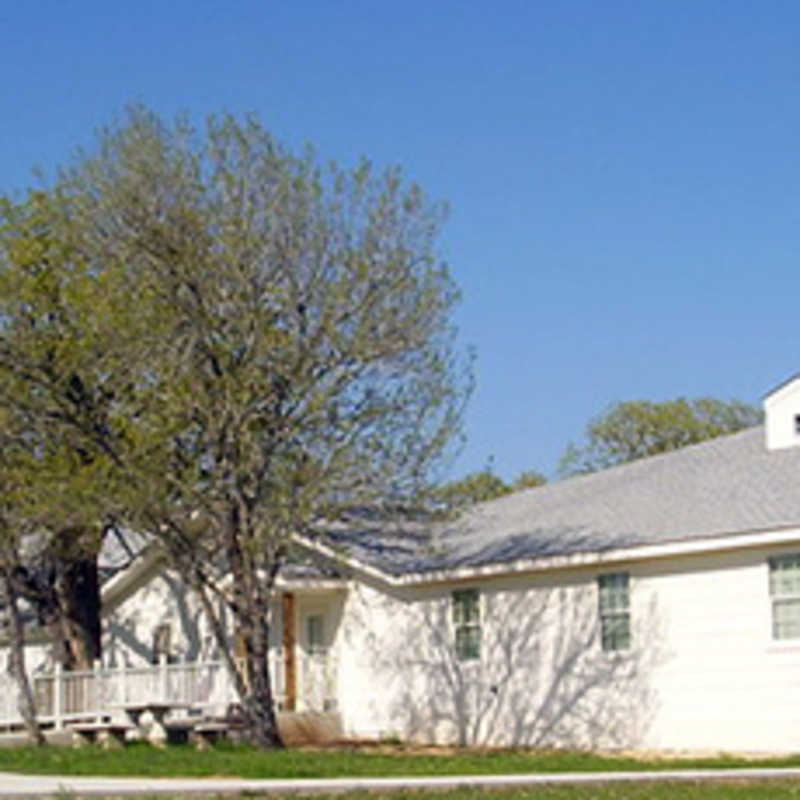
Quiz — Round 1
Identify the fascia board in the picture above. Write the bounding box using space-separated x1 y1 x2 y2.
100 545 164 610
292 526 800 589
96 524 800 605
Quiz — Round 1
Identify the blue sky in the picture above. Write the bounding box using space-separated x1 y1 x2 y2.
2 1 798 481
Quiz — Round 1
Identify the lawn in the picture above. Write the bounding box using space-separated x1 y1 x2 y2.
3 742 800 779
257 788 800 800
50 784 800 800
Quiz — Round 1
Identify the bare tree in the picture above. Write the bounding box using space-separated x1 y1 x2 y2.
0 108 470 747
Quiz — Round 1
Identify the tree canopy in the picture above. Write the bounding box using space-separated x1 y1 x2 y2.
0 190 148 673
436 467 546 506
559 397 762 476
0 107 470 746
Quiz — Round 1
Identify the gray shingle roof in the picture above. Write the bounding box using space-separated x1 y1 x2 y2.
331 426 800 576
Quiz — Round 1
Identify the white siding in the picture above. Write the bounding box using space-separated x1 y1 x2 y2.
105 568 282 667
641 547 800 752
11 535 797 751
765 376 800 450
105 567 217 667
332 545 800 752
334 572 655 748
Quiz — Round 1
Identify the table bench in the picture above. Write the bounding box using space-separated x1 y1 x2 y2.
69 722 134 749
162 717 244 749
190 721 232 750
163 718 199 745
117 702 191 747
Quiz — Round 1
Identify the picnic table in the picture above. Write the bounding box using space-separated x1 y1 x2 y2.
117 701 191 746
69 702 239 749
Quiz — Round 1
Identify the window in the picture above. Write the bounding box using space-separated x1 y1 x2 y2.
151 623 171 664
769 554 800 639
306 614 326 655
794 415 800 435
452 588 480 661
598 573 630 651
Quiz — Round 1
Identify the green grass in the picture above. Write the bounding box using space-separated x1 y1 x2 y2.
289 787 800 800
259 788 800 800
47 785 800 800
3 742 800 779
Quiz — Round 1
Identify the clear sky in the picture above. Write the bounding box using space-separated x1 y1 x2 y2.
2 1 798 482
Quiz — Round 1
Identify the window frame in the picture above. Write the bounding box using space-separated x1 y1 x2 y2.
151 623 172 664
769 554 800 641
597 572 631 652
451 588 481 662
306 613 326 655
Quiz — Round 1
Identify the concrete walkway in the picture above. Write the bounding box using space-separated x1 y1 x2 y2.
3 767 800 798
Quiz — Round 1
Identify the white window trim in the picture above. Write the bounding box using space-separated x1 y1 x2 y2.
768 553 800 642
597 572 631 653
451 587 482 663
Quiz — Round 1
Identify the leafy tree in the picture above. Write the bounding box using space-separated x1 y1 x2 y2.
437 467 547 506
510 469 547 491
559 397 762 475
0 191 158 670
436 470 511 506
0 108 470 747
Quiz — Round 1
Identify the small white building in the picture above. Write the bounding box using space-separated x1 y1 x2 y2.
10 377 800 752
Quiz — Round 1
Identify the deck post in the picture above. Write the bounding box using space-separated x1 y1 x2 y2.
53 663 63 729
117 660 127 708
159 653 168 701
93 659 102 717
282 592 296 711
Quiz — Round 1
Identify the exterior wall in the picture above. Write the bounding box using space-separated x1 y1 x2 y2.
14 536 800 751
641 545 800 752
103 567 329 711
104 567 282 670
1 641 51 675
333 544 800 752
765 377 800 450
335 572 657 747
104 566 224 667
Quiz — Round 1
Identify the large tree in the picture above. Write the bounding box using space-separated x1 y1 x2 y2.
0 108 469 747
0 191 161 671
559 397 762 475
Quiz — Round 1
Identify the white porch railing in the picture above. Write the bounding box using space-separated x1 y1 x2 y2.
0 649 317 731
301 651 338 712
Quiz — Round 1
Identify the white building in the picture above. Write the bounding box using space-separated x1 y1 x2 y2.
9 376 800 752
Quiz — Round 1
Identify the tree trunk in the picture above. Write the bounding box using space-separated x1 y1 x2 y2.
0 567 45 746
194 576 284 748
29 531 103 672
238 605 283 748
214 532 283 748
54 555 101 670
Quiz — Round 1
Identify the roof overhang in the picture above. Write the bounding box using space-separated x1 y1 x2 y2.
293 525 800 588
90 520 800 613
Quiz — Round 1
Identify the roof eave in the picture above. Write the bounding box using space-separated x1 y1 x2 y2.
294 525 800 588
